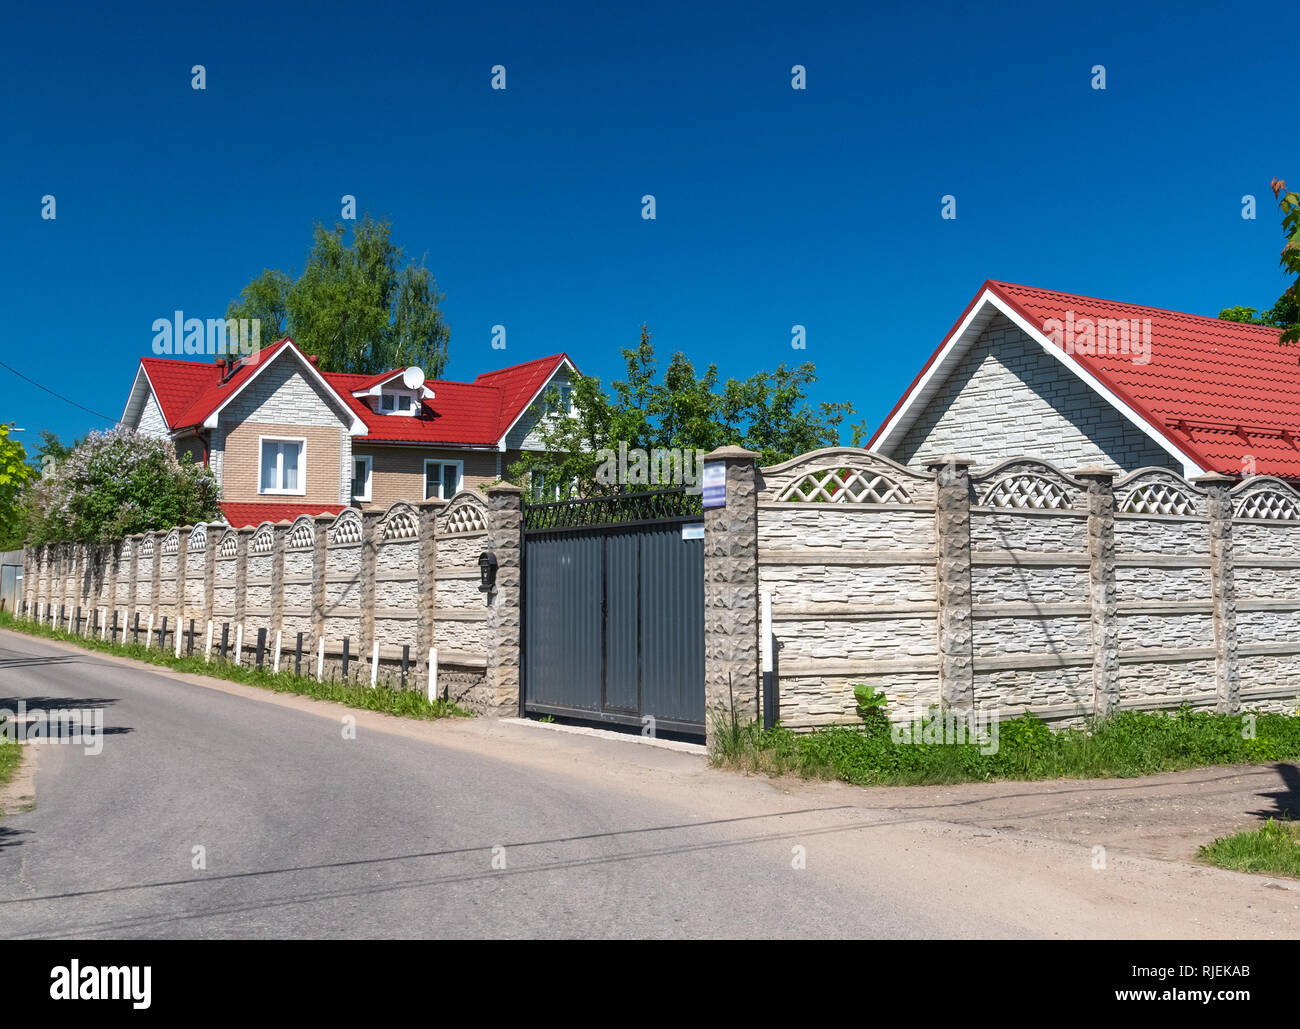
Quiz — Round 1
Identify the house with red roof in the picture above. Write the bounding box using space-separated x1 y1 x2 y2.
119 339 576 526
868 280 1296 480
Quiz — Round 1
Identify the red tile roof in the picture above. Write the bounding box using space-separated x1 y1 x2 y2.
873 280 1297 479
136 340 574 448
220 502 345 528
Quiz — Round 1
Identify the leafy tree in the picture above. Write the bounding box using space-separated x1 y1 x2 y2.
0 424 35 549
508 324 856 498
227 215 451 376
29 429 77 478
1219 178 1300 345
23 428 220 545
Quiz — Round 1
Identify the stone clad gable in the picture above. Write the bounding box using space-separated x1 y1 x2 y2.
888 314 1180 475
221 354 352 428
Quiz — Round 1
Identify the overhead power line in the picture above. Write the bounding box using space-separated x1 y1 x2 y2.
0 358 117 423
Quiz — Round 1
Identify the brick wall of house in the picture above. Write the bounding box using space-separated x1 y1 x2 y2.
220 421 346 506
886 314 1182 474
356 445 499 506
211 352 354 504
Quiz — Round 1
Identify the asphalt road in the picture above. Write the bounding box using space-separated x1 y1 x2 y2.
2 629 1298 939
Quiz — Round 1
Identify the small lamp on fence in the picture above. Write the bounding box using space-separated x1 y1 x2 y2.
478 551 498 595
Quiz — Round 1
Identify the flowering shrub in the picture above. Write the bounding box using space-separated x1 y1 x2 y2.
23 428 220 544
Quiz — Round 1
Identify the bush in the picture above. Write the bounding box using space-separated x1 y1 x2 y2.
23 427 220 544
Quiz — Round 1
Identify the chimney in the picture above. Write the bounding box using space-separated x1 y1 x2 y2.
216 357 228 374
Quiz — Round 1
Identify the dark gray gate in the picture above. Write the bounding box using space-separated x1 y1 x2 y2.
522 489 705 735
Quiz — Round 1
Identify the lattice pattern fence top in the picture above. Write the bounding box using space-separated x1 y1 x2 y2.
980 474 1074 510
525 488 702 531
328 511 363 545
189 524 207 552
162 530 181 555
287 518 315 550
1236 489 1300 521
1120 482 1197 516
776 467 913 504
217 533 239 558
249 525 275 555
139 536 155 557
381 507 418 541
440 499 488 535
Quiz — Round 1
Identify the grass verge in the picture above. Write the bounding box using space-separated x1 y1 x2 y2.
1199 819 1300 879
0 738 20 792
711 702 1300 786
0 610 470 722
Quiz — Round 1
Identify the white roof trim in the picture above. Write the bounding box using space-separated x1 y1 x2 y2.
870 289 1205 478
200 342 368 436
494 356 578 451
350 370 435 401
120 365 156 430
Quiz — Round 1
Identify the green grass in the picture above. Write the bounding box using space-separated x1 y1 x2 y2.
0 738 21 792
0 610 470 722
711 703 1300 786
1199 819 1300 878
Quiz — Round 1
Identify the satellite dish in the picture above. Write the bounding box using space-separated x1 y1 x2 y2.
402 366 425 390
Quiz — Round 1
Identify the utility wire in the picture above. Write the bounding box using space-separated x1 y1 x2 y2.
0 358 117 422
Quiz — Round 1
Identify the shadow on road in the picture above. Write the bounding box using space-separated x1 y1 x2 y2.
1250 762 1300 821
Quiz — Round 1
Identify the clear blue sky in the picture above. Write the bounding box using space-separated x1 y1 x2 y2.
0 0 1292 450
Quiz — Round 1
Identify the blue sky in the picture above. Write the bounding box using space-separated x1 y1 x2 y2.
0 0 1292 450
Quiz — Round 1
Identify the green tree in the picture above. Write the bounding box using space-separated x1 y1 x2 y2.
23 428 220 545
0 424 35 549
1219 178 1300 345
227 215 451 376
508 325 856 498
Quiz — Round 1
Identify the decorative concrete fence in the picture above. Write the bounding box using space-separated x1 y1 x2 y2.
20 487 518 716
702 447 1300 733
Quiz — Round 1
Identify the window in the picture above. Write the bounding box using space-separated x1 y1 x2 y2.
378 392 416 414
351 455 372 503
546 384 573 415
259 438 305 495
424 460 463 501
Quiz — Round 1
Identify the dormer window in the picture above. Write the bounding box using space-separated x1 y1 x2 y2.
378 392 414 414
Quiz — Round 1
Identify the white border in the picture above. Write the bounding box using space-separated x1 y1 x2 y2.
869 289 1205 478
258 435 308 496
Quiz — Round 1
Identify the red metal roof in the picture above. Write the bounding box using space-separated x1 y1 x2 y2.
136 341 573 448
872 280 1295 479
220 501 345 528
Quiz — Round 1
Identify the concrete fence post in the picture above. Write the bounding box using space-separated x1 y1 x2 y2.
232 528 251 653
360 510 382 653
1074 466 1120 717
416 499 445 693
150 530 164 632
270 523 287 645
126 536 140 625
1193 472 1241 713
702 446 761 745
484 483 524 717
176 528 190 630
310 514 331 658
926 456 975 713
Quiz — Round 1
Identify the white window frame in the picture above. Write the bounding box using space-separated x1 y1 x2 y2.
258 435 307 496
423 459 464 501
351 454 373 503
377 390 418 416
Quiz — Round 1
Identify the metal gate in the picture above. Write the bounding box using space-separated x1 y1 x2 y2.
522 488 705 735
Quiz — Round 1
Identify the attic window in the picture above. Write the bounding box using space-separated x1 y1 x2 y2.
378 392 414 414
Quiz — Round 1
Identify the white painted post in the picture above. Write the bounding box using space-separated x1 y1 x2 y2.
175 620 182 658
273 630 282 673
100 607 107 641
427 646 438 703
233 624 243 666
761 591 775 675
204 619 214 662
316 636 325 680
369 639 379 687
145 613 154 649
